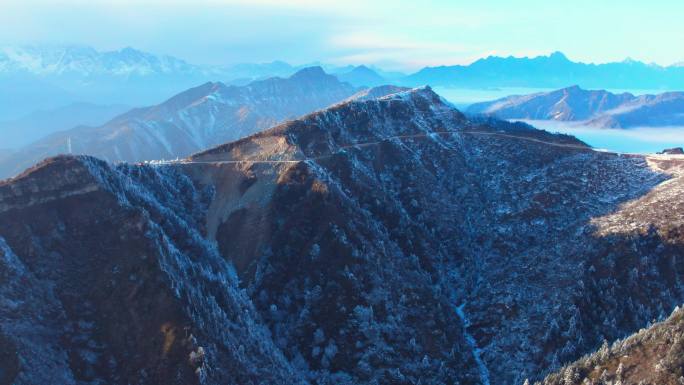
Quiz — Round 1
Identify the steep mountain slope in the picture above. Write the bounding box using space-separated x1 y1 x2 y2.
540 306 684 385
468 86 684 128
0 67 363 179
403 51 684 89
2 87 684 384
0 156 307 385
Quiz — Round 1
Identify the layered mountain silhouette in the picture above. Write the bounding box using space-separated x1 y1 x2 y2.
7 45 684 120
0 67 387 179
0 45 218 118
2 87 684 384
336 65 386 87
403 51 684 89
468 85 684 128
0 46 310 119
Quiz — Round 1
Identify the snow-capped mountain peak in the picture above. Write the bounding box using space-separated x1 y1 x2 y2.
0 45 196 76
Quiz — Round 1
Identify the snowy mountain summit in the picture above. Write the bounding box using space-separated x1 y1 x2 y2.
0 45 197 76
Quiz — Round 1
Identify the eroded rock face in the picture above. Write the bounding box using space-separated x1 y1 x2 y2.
2 87 684 384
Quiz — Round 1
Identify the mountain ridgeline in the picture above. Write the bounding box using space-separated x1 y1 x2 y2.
0 67 373 179
0 45 308 119
467 85 684 128
404 51 684 89
1 87 684 384
6 44 684 121
0 45 388 120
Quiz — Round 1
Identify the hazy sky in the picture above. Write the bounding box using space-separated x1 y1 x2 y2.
2 0 683 70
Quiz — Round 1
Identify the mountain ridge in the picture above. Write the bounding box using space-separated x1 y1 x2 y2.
336 65 387 87
402 52 684 89
467 86 684 128
0 67 378 179
6 45 684 120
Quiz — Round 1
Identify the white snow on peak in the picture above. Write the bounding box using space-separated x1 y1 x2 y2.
0 45 197 76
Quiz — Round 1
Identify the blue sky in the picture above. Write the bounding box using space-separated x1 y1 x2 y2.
2 0 683 70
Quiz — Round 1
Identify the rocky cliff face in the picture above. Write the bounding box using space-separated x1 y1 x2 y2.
1 87 684 384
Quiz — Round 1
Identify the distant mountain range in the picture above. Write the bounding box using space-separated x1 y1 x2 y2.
0 67 406 179
0 45 395 119
6 45 684 120
0 45 200 77
336 65 387 87
402 51 684 89
467 86 684 128
0 45 216 119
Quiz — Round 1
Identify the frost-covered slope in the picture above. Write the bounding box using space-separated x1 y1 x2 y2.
0 156 307 385
2 87 684 384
